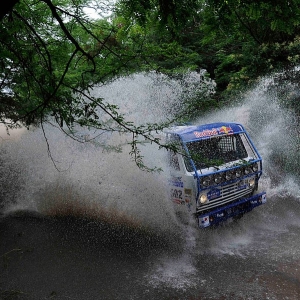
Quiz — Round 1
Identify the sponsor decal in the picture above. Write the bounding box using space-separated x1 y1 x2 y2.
207 188 221 200
172 199 185 205
184 188 192 195
216 212 224 217
219 126 233 135
193 126 233 139
184 188 192 204
237 184 247 190
169 177 184 188
185 198 191 204
194 128 218 138
200 216 210 227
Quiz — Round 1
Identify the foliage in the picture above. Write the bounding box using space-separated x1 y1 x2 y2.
115 0 300 100
2 0 300 170
0 0 210 170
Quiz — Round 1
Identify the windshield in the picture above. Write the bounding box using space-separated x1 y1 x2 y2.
184 134 248 171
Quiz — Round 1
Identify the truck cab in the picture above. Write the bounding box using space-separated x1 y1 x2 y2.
165 122 266 228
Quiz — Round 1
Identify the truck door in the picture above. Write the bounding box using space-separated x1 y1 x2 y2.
167 134 185 205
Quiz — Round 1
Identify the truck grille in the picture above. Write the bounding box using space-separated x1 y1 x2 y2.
197 181 252 213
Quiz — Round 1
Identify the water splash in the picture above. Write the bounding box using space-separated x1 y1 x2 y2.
145 219 201 292
2 71 300 298
1 71 299 237
145 71 300 284
188 74 300 259
1 72 212 233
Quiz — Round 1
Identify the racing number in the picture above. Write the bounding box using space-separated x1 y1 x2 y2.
171 189 183 200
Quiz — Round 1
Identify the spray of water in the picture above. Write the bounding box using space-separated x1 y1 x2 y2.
187 73 300 257
0 73 210 233
1 71 299 240
144 72 300 290
1 71 300 294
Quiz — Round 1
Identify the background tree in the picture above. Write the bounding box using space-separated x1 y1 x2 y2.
196 0 300 95
1 0 215 170
2 0 300 171
116 0 300 98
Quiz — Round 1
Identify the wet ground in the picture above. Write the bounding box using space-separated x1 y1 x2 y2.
1 72 300 299
1 197 300 300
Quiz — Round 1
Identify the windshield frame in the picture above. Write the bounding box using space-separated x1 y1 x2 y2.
183 133 251 172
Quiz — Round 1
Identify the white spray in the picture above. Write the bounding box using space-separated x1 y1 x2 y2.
0 72 211 232
1 71 300 292
1 71 299 232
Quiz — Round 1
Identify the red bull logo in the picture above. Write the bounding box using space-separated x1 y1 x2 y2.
193 126 233 138
218 126 233 135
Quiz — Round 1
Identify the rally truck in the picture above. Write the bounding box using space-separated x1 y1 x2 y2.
165 122 266 228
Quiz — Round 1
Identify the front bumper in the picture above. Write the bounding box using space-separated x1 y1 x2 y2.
197 192 266 228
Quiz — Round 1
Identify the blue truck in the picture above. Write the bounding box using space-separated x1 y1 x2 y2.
165 122 266 228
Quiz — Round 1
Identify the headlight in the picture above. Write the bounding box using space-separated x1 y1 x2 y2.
214 173 223 184
201 175 212 187
225 170 233 180
235 169 242 178
199 193 208 204
249 178 255 187
244 167 252 175
252 162 258 172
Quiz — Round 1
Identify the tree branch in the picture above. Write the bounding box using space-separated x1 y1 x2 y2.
41 0 96 71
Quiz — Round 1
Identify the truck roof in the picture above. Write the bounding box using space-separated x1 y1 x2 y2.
165 122 246 142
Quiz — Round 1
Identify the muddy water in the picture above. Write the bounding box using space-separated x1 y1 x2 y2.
2 199 300 300
1 73 300 299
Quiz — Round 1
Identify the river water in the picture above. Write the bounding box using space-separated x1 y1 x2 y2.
1 73 300 299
